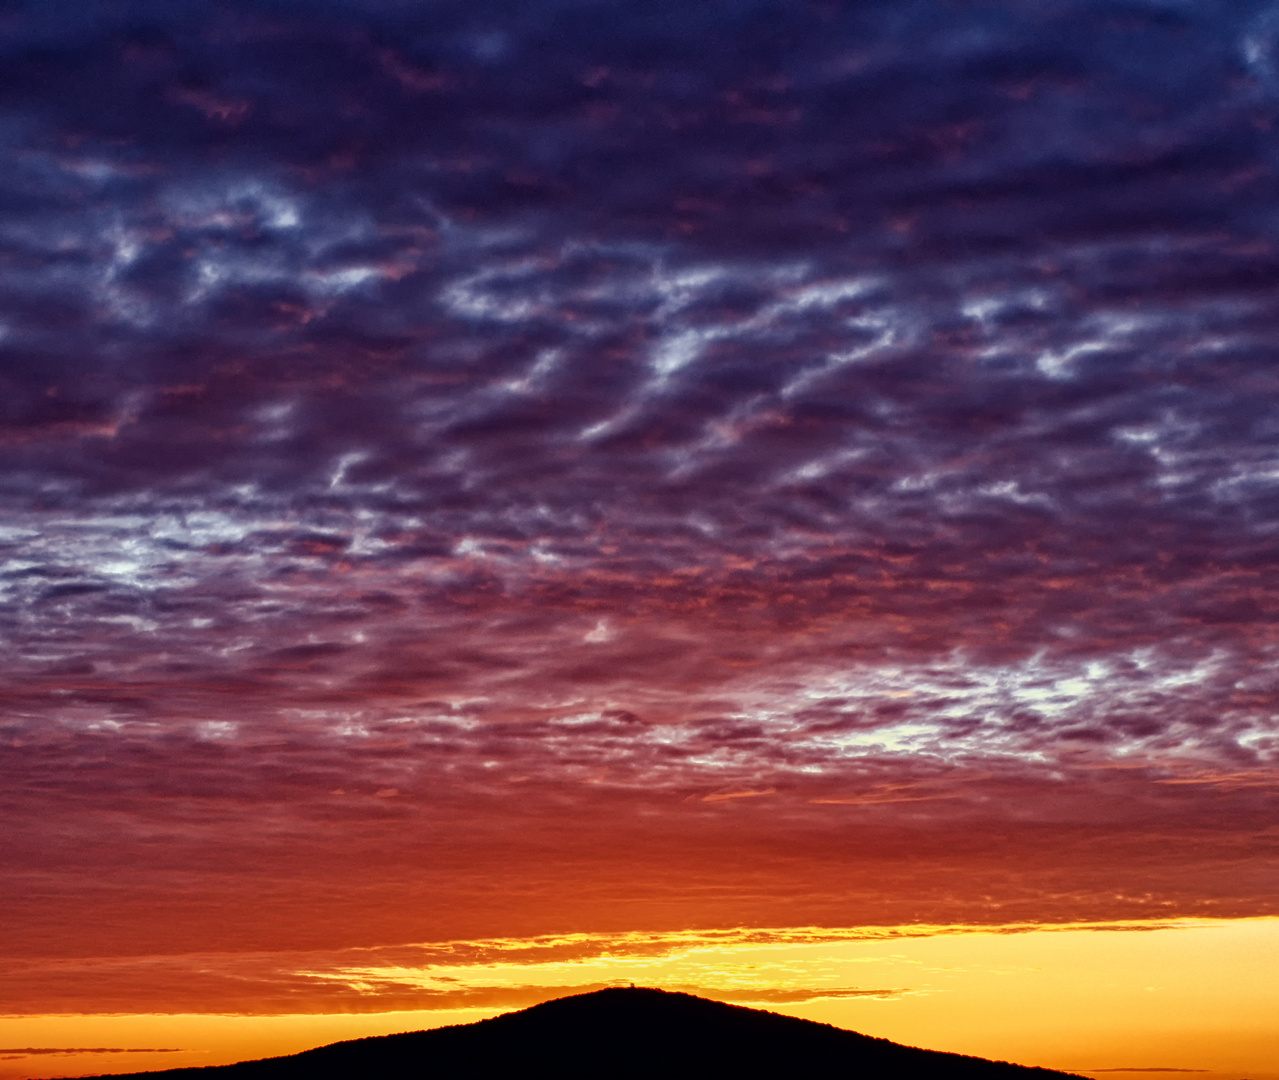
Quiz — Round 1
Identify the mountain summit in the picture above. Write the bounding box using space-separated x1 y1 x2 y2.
84 987 1083 1079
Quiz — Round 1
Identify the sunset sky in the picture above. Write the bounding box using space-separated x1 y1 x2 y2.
2 0 1279 1077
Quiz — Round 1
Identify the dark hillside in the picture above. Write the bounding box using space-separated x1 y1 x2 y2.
77 987 1084 1079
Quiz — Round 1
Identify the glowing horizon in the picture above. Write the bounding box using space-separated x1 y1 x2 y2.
4 920 1279 1080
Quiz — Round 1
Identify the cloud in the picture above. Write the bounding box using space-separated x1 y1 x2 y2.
0 922 1203 1015
687 987 909 1004
2 0 1279 977
0 1049 187 1056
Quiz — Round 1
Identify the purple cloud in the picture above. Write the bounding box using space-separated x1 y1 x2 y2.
1 0 1278 988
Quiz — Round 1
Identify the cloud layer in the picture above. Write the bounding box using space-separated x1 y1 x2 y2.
0 922 1190 1015
2 0 1279 998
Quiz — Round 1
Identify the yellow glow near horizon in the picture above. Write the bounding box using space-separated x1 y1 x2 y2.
4 918 1277 1080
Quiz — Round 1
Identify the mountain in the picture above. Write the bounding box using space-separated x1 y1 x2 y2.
79 987 1084 1079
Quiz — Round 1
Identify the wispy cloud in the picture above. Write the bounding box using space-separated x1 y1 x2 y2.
0 1049 186 1057
0 922 1208 1015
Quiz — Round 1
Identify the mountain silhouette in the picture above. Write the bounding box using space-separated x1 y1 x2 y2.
78 987 1084 1079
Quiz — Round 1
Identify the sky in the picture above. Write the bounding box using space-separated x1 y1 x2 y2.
2 0 1279 1076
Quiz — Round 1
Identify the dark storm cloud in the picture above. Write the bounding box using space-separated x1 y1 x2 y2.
2 0 1279 951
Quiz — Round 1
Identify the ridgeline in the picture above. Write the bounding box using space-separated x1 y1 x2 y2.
77 987 1085 1079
